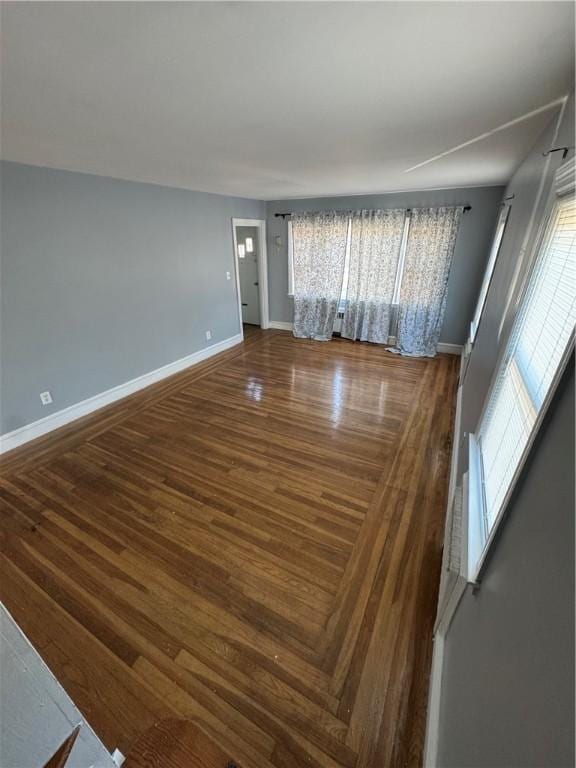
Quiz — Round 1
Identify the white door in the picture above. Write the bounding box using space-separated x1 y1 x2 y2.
237 226 260 325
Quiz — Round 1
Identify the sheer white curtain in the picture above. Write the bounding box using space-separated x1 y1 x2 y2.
292 212 349 340
341 209 406 343
394 206 463 356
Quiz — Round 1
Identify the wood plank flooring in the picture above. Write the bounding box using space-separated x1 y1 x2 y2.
0 329 458 767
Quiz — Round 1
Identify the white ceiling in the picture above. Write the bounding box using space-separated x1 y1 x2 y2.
1 2 574 200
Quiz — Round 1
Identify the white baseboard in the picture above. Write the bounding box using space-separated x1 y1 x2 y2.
437 343 463 355
0 333 243 455
269 322 461 356
269 320 293 331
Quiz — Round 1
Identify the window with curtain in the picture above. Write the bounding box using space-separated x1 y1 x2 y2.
291 211 349 340
288 218 352 310
288 206 463 353
341 209 406 343
477 181 575 538
395 206 463 356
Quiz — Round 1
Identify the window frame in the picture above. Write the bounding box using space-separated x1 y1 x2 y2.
469 204 511 345
287 220 294 297
469 178 575 582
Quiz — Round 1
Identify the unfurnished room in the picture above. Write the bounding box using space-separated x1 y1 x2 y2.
0 2 574 767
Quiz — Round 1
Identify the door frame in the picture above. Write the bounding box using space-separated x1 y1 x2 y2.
231 218 269 334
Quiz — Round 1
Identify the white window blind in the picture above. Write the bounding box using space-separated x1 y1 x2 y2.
478 193 576 532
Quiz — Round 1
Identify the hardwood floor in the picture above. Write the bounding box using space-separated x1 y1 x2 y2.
0 329 458 767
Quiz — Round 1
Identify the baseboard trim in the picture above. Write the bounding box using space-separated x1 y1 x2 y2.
437 343 463 355
0 333 243 455
269 322 461 355
269 320 293 331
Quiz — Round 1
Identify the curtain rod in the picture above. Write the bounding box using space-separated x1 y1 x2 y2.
274 205 472 219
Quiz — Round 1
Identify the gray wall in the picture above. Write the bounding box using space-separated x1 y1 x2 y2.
438 358 574 768
436 97 575 767
0 161 265 434
266 186 505 344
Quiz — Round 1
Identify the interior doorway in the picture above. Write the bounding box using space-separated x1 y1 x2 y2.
231 218 269 334
236 225 260 325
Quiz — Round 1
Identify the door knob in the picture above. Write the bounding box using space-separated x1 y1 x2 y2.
254 281 259 286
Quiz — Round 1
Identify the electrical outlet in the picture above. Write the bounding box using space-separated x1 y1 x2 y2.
205 330 212 341
226 271 231 281
40 391 53 406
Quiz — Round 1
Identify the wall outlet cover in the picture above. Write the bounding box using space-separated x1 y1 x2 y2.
40 391 53 405
205 330 212 340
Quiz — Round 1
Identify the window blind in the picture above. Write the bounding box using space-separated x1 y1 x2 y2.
479 194 576 531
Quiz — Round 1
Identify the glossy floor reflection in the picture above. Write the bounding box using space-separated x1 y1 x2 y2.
0 328 458 767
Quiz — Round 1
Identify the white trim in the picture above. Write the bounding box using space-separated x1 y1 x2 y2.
287 219 294 297
555 156 576 197
231 223 245 337
269 320 293 332
232 218 269 330
436 342 462 355
0 334 243 454
269 323 461 353
446 381 463 512
469 204 511 346
425 376 468 767
424 574 468 767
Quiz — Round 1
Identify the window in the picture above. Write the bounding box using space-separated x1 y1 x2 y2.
476 192 575 547
338 219 352 313
287 220 294 296
469 205 510 344
391 211 411 306
288 210 412 313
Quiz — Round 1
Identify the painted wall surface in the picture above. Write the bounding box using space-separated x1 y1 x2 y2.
437 358 575 768
266 186 505 344
0 162 265 434
435 95 575 767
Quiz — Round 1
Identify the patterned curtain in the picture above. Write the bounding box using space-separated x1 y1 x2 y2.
341 209 406 343
394 206 463 356
292 212 349 341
